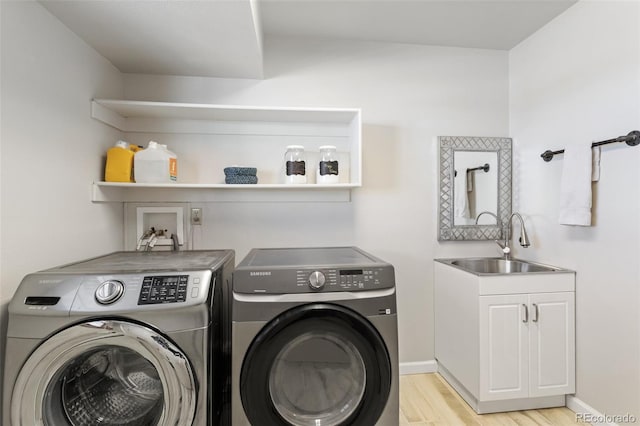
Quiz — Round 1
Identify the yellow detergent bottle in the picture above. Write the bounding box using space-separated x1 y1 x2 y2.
105 140 135 182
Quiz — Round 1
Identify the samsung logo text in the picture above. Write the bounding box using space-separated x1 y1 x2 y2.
250 272 272 277
39 279 62 284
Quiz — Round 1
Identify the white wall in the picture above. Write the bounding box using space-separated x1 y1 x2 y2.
510 0 640 419
123 36 510 365
0 0 124 400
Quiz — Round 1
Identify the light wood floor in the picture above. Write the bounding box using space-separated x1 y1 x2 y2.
400 374 587 425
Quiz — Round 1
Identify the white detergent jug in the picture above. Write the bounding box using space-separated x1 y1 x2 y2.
134 141 177 183
160 144 178 182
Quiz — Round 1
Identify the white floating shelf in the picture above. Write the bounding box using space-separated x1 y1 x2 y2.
92 182 358 203
91 99 362 203
92 99 361 134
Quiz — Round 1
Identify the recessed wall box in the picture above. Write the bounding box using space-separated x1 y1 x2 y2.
136 206 184 246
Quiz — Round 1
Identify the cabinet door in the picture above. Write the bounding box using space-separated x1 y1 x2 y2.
529 292 575 397
479 295 529 401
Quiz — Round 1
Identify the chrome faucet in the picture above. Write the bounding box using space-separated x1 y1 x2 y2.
475 211 531 259
475 211 501 227
496 213 531 259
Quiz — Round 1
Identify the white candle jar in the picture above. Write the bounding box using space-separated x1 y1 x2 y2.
317 145 339 184
284 145 307 184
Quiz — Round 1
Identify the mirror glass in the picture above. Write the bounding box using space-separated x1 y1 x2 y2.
438 136 512 241
453 151 498 226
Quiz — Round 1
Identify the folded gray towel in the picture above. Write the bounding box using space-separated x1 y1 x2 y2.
224 167 257 177
225 175 258 184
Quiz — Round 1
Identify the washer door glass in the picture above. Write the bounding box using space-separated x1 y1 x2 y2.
45 345 163 426
241 303 392 426
11 320 196 426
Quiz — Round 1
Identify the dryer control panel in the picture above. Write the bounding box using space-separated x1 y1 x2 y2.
296 268 388 291
338 268 381 289
235 266 395 294
233 247 395 294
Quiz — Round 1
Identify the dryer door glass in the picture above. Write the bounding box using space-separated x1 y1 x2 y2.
269 331 366 425
10 320 196 426
241 303 392 426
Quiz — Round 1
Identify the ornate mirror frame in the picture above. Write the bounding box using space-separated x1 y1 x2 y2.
438 136 512 241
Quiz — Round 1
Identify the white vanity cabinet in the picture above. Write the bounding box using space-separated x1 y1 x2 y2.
479 292 575 401
434 259 575 414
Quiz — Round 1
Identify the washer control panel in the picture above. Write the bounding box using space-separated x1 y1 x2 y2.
41 270 214 313
138 275 189 305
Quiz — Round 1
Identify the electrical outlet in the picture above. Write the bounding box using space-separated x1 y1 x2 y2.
190 208 202 225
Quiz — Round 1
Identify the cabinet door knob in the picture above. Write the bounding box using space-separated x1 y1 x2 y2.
532 303 539 322
522 303 529 323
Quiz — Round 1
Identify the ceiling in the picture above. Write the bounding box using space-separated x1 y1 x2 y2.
40 0 577 80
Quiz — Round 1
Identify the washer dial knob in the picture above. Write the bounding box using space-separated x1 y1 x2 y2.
95 280 125 305
308 271 326 290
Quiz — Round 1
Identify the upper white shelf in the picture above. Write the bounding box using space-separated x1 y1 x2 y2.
90 99 362 202
91 99 361 134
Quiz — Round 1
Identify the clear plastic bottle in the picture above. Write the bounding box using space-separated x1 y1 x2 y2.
160 144 178 182
284 145 307 184
134 141 177 183
317 145 339 184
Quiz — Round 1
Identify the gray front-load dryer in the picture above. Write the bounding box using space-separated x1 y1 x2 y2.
2 250 234 426
231 247 399 426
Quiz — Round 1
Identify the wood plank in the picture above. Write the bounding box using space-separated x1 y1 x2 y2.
399 374 587 426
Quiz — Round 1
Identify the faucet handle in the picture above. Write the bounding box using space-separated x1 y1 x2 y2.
495 239 510 257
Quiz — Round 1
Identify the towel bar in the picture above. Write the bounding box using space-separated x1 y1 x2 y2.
467 163 490 173
541 130 640 162
455 163 490 177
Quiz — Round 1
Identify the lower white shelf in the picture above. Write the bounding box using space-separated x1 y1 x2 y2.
92 182 359 202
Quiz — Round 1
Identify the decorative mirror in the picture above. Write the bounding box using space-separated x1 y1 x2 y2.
438 136 512 241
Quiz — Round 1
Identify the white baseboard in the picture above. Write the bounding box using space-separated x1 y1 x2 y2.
566 396 635 426
399 360 438 375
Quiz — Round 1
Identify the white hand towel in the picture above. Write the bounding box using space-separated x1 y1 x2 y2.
559 144 593 226
466 169 474 192
591 146 601 182
454 171 471 220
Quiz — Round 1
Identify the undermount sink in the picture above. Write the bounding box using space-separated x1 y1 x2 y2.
440 257 566 275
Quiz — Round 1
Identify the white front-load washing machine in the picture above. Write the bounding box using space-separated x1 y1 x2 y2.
2 250 234 426
231 247 399 426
